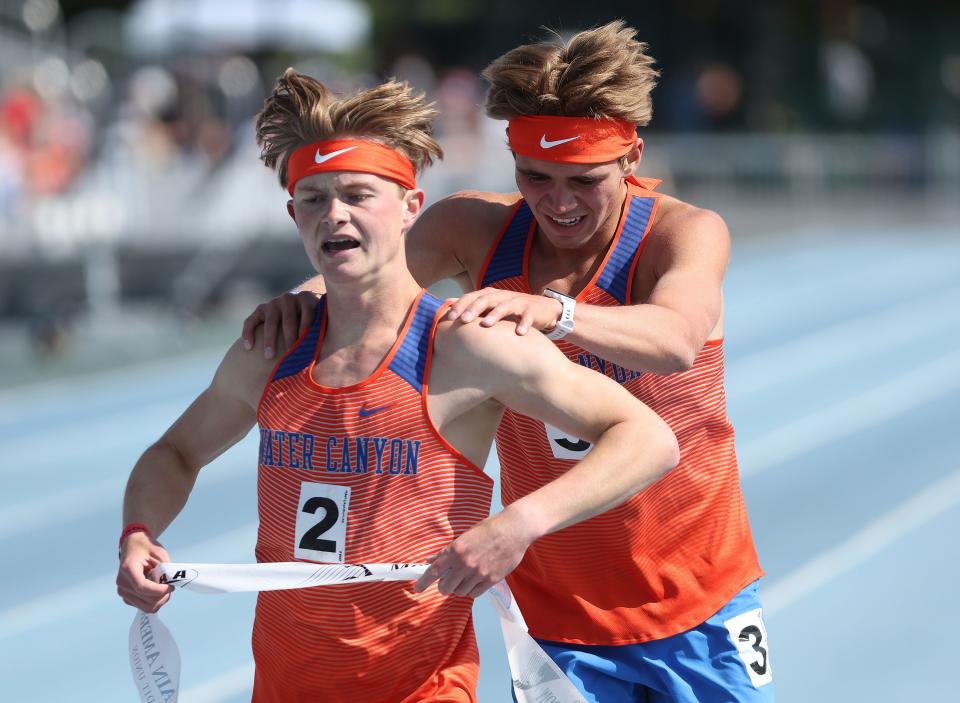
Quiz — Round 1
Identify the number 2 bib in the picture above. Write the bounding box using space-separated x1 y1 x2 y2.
294 482 351 562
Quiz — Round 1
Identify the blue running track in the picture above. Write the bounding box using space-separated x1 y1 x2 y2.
1 224 958 702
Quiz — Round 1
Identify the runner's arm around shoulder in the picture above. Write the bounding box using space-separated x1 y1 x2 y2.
415 321 679 597
569 206 730 373
117 334 277 612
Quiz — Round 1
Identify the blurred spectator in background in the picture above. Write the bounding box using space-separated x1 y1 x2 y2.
0 80 91 199
432 67 486 192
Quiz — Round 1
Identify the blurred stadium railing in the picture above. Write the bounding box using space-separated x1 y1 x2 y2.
2 0 958 379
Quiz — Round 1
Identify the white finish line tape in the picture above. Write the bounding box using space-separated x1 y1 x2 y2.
129 561 586 703
158 561 428 593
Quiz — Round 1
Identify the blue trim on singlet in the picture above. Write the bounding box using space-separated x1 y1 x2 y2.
480 202 534 288
388 292 443 393
595 197 655 305
273 296 326 382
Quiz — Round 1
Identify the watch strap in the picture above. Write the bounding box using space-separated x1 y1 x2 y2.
542 288 575 340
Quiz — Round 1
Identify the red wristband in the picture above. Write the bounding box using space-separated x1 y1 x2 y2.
119 523 152 549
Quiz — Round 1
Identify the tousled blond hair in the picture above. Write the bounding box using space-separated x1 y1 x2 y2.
482 21 660 127
256 69 443 190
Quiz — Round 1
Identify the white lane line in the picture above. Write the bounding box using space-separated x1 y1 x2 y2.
0 439 253 540
728 250 960 338
728 284 960 396
182 664 255 703
763 466 960 616
0 475 120 540
0 523 257 641
739 348 960 478
0 349 221 409
0 399 190 477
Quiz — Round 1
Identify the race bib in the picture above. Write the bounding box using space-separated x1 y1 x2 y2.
294 483 350 562
723 607 773 687
544 422 593 460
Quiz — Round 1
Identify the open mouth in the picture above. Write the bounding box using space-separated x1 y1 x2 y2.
549 215 584 227
321 237 360 253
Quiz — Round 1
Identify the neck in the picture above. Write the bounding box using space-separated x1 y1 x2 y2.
323 272 422 347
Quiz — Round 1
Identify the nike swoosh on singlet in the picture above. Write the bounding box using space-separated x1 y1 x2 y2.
539 134 580 149
358 404 391 418
315 146 358 164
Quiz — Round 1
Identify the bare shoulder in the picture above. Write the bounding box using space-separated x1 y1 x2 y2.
434 317 514 362
421 191 522 266
639 195 730 274
216 330 290 407
649 195 730 249
433 317 550 378
422 190 520 230
438 189 523 212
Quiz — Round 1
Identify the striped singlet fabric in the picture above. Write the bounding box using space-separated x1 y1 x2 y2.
477 178 763 646
253 290 493 702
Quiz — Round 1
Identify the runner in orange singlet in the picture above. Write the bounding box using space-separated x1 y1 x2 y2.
116 70 678 702
244 22 775 703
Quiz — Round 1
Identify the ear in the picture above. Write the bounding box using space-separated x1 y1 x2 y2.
286 199 297 223
400 188 425 232
622 138 643 176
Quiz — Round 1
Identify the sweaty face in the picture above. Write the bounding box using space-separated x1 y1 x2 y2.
290 172 419 283
514 153 635 251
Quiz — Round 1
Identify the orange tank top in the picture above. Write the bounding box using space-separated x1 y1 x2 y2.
477 180 763 645
253 291 493 701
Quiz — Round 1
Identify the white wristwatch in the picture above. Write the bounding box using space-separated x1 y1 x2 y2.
542 288 576 341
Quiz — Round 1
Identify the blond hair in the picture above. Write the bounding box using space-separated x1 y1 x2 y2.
256 69 443 189
482 21 660 127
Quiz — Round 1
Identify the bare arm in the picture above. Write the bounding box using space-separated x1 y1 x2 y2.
415 320 680 597
566 206 729 372
116 338 274 611
448 204 730 374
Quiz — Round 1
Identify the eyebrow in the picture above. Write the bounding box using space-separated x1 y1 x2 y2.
294 181 336 194
296 180 375 195
519 168 602 181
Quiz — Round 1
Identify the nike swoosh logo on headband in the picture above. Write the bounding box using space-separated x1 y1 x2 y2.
315 146 358 164
539 134 580 149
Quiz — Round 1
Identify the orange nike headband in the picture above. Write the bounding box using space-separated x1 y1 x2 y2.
286 139 417 195
507 115 638 164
